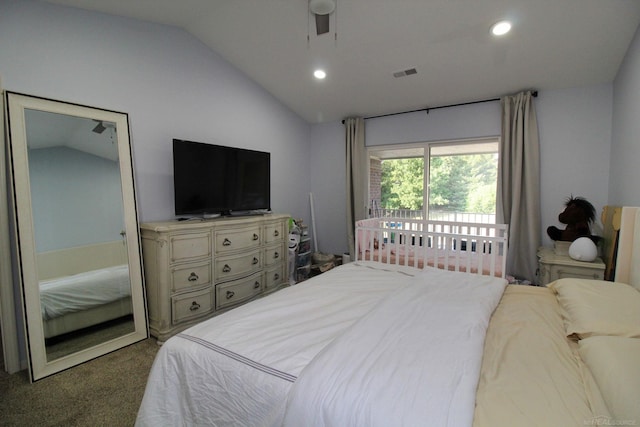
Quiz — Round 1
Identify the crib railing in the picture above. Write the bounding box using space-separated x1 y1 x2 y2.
355 218 508 278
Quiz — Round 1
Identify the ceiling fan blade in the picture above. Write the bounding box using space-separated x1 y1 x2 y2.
315 13 330 35
92 122 106 134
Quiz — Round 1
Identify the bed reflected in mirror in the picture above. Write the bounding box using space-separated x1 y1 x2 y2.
23 110 136 361
6 92 147 380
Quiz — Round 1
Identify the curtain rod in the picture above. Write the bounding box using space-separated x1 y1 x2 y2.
342 90 538 124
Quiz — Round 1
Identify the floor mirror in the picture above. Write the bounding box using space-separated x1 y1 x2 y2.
5 92 147 381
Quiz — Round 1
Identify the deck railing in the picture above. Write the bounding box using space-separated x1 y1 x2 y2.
371 208 423 219
370 208 495 224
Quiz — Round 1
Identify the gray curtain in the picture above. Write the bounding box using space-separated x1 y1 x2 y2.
345 117 366 258
497 91 541 282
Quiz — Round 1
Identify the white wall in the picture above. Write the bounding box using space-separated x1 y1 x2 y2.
366 102 501 147
309 121 346 254
537 85 613 246
610 25 640 206
0 0 311 225
30 147 124 252
309 87 614 254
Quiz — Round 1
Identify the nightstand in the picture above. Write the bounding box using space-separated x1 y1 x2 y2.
537 246 605 286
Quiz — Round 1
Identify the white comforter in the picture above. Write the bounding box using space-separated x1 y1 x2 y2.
40 264 130 320
136 262 506 427
282 268 506 427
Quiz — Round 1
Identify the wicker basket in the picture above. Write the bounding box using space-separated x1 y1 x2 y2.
312 252 336 272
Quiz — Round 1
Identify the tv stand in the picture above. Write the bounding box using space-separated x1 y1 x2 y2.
226 209 272 217
227 210 248 217
141 213 289 342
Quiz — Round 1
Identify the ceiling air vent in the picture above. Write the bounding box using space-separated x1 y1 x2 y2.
393 68 418 78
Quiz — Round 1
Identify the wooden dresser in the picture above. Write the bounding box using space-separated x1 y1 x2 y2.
141 214 289 342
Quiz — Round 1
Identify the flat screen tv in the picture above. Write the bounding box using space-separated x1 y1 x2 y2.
173 139 270 217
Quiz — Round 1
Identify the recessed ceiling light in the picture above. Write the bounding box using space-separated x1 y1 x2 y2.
314 69 327 79
491 21 512 36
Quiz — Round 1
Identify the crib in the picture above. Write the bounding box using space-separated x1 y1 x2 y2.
355 218 508 278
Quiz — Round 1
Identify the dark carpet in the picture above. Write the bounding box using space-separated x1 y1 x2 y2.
0 338 158 427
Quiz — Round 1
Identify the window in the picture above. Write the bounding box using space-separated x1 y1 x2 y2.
368 138 499 223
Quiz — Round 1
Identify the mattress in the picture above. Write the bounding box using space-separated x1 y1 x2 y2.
40 264 131 320
136 264 606 426
136 262 427 426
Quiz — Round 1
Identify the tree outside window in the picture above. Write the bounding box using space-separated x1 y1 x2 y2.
371 139 498 223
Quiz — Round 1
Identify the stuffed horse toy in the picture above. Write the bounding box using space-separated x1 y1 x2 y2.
547 196 598 242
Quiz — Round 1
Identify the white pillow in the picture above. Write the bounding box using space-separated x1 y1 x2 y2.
579 336 640 423
547 278 640 338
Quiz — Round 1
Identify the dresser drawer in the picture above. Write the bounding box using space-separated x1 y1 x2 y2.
216 272 263 310
170 232 211 263
215 226 261 254
265 221 285 244
215 250 262 281
264 243 284 266
171 286 214 324
171 261 211 293
548 264 604 282
264 263 285 292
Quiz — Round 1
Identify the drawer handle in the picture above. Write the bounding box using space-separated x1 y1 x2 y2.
274 230 279 237
223 238 232 246
226 290 235 299
189 301 201 311
254 281 260 289
253 233 259 241
222 264 231 273
252 257 259 265
274 251 279 259
274 273 279 280
188 272 199 282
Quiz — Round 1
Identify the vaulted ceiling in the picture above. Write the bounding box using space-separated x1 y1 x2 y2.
44 0 640 123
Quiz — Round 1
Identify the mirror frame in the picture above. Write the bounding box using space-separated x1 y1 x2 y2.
5 92 148 380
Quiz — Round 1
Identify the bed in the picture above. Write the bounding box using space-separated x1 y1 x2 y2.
355 218 508 278
38 241 133 339
136 214 640 426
